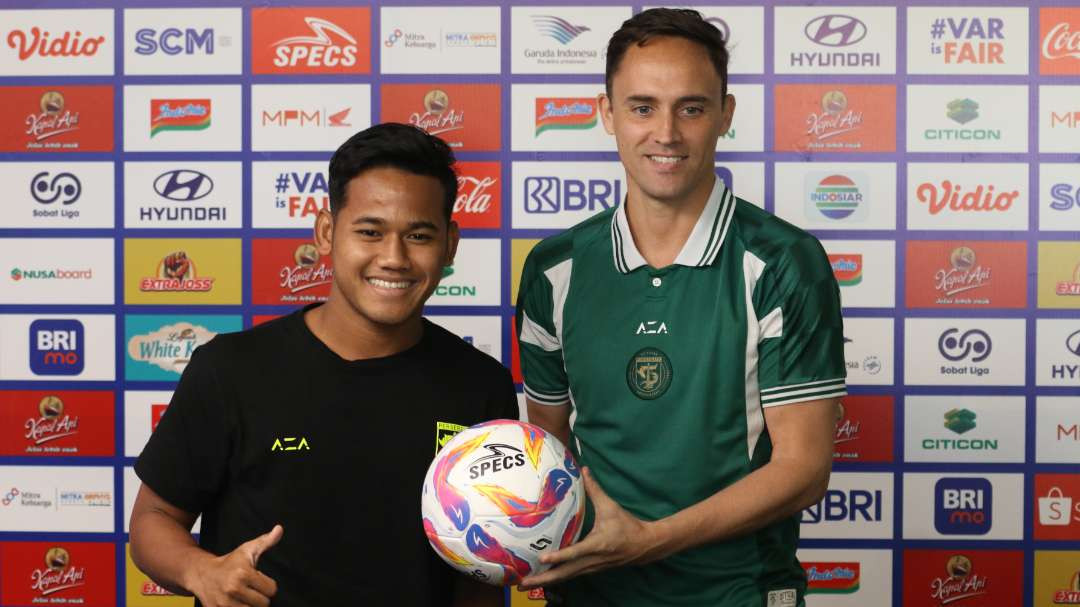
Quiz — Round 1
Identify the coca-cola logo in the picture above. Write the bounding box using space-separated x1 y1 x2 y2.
6 27 105 61
455 175 495 215
1043 22 1080 61
916 181 1019 215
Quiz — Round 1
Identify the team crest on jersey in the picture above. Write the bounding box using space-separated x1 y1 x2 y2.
626 347 673 400
436 421 468 454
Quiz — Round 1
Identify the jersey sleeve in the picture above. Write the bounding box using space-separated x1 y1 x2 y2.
488 365 522 421
753 235 847 408
134 341 231 515
515 248 571 407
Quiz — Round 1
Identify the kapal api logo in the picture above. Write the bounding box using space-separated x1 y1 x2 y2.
929 554 988 604
280 243 333 296
26 91 80 143
31 547 86 598
806 90 863 144
409 89 464 140
24 395 79 447
934 246 991 301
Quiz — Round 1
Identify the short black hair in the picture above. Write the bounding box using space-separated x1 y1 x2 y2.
605 8 729 99
328 122 457 223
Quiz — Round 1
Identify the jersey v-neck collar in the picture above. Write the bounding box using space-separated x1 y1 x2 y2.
609 177 736 274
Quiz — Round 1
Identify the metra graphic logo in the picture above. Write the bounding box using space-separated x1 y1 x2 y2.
531 15 590 45
828 254 863 286
936 478 993 536
945 408 977 434
31 171 80 205
803 562 860 594
25 395 79 446
150 99 210 137
802 488 883 523
1057 263 1080 296
808 174 865 220
444 31 497 48
153 170 213 201
930 555 988 603
134 27 217 55
5 27 106 61
524 176 622 213
261 107 351 128
31 547 86 597
140 252 214 292
409 89 464 138
535 98 597 135
934 246 991 298
29 319 84 376
271 18 357 68
805 15 867 47
279 243 333 296
915 180 1018 215
807 90 863 142
928 17 1005 65
938 328 992 362
26 91 79 142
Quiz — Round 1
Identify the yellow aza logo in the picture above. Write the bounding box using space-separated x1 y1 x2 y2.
271 437 310 452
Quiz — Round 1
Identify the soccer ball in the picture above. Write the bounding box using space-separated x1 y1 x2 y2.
421 419 585 585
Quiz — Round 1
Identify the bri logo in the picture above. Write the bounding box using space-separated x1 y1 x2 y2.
935 477 992 535
29 319 84 376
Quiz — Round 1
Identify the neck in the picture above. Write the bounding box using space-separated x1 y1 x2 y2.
304 295 423 361
624 174 715 268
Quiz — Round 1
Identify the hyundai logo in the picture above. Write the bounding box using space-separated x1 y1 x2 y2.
938 328 992 363
154 170 214 202
804 15 867 47
30 171 81 205
1067 330 1080 357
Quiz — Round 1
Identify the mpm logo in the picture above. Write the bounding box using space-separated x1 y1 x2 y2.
29 319 84 376
935 477 992 535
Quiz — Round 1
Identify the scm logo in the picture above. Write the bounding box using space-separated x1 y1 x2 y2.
802 489 883 523
935 477 992 535
29 319 84 376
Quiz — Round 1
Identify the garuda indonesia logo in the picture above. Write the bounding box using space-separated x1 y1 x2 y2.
626 347 673 400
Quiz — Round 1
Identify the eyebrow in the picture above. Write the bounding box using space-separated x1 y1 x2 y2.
623 94 711 105
350 216 439 231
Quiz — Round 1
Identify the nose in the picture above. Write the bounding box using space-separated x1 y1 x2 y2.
654 109 680 146
377 234 410 271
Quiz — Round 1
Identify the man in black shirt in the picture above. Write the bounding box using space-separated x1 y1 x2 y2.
130 123 517 607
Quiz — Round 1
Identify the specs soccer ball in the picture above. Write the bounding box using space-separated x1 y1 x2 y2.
420 419 585 585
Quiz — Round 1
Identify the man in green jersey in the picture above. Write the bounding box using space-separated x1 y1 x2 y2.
515 8 846 606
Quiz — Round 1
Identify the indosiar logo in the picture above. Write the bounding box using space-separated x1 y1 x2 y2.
29 319 84 376
934 477 992 535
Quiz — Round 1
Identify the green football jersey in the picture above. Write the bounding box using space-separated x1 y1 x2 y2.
516 179 846 606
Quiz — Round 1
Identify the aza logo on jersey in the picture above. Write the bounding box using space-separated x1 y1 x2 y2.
271 436 310 451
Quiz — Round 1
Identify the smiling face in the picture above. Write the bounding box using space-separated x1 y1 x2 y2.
600 35 735 208
315 165 458 333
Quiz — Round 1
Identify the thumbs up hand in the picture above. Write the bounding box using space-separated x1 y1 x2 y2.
189 525 283 607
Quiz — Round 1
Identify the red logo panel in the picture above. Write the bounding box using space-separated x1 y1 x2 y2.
251 7 371 74
834 395 893 463
1035 474 1080 540
380 84 501 151
903 549 1023 607
0 391 114 457
0 86 113 152
0 542 116 607
251 239 334 306
1040 8 1080 75
905 241 1027 309
774 84 896 153
454 161 501 229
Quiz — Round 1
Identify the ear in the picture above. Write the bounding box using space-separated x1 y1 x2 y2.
314 209 334 256
445 220 460 266
598 92 615 136
717 93 736 138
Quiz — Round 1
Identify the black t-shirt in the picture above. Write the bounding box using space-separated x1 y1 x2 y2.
135 305 519 606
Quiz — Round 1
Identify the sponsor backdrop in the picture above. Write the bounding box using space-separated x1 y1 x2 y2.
0 0 1077 605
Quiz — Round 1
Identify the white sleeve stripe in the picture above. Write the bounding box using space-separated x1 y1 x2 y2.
759 307 783 340
761 383 846 402
760 377 847 394
519 311 561 352
761 389 847 408
523 384 570 405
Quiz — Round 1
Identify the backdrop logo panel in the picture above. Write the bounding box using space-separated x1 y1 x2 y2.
904 395 1026 463
123 238 241 305
1 238 114 305
381 83 500 151
1035 318 1080 386
428 315 503 362
833 395 894 463
907 163 1029 231
124 543 191 605
773 7 897 74
0 315 114 382
251 238 333 306
717 84 765 152
0 465 114 532
0 162 114 228
907 7 1029 74
821 239 896 308
122 390 173 458
1034 474 1080 540
1040 7 1080 75
842 317 894 386
123 162 242 229
904 318 1026 386
675 5 765 74
124 8 242 75
1040 163 1080 232
800 472 893 539
123 85 241 152
511 84 608 152
1039 86 1080 153
774 162 896 230
903 473 1023 540
454 161 501 230
251 161 328 229
0 9 114 76
251 84 371 151
0 86 114 152
797 549 892 606
429 239 501 306
380 6 500 74
1036 397 1080 464
512 161 625 229
124 315 241 381
1037 242 1080 309
251 7 371 74
0 542 116 607
901 549 1024 607
906 85 1028 153
905 240 1027 308
1034 550 1080 606
0 391 114 457
774 84 896 152
510 6 629 74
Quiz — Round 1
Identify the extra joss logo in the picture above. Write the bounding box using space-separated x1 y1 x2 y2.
140 252 213 292
1058 263 1080 296
935 477 992 535
29 319 84 376
150 99 210 137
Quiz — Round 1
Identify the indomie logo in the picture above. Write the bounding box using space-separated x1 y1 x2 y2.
29 319 84 376
803 562 860 594
535 98 597 135
468 444 527 479
934 477 992 535
150 99 211 137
